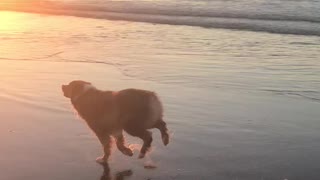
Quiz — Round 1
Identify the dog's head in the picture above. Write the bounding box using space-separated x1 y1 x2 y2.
62 80 93 99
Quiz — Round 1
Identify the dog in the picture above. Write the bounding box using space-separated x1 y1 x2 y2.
62 80 169 164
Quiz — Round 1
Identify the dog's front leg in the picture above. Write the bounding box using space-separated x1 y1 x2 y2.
96 135 112 164
113 130 133 157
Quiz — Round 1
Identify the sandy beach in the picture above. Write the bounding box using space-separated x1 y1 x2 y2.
1 10 320 180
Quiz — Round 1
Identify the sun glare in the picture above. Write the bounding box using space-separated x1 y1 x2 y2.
0 11 15 31
0 11 23 31
0 0 44 31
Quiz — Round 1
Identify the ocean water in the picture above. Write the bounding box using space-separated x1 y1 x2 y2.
0 1 320 179
4 0 320 36
1 0 320 35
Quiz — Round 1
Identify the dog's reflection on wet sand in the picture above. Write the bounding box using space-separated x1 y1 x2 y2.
100 163 133 180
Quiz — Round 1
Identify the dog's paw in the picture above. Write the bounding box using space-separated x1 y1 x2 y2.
122 148 134 157
96 156 108 165
162 134 169 146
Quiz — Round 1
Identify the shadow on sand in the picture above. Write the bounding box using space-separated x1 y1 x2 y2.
100 163 133 180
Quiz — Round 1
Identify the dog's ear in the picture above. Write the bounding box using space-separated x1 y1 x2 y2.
70 81 91 99
70 83 85 99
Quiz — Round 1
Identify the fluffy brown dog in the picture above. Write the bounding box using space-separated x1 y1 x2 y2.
62 80 169 164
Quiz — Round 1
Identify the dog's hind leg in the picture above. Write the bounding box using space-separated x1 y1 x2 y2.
137 130 153 159
154 119 169 146
96 135 112 164
125 127 153 159
113 130 133 157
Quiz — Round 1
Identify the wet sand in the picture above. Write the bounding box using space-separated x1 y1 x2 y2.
1 11 320 180
1 60 320 180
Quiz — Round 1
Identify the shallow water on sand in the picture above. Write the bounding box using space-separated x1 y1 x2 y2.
1 12 320 180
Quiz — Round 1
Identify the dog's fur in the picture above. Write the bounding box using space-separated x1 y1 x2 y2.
62 80 169 164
